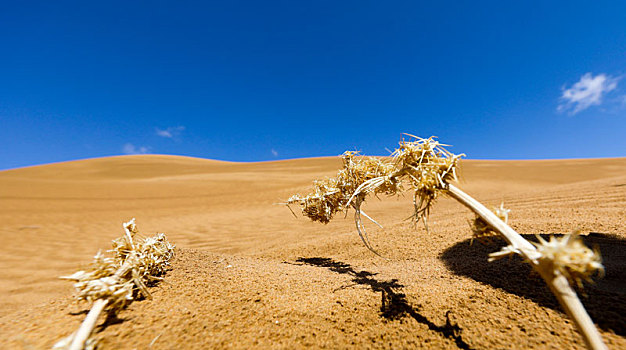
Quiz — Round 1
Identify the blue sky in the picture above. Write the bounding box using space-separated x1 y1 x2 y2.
1 1 625 170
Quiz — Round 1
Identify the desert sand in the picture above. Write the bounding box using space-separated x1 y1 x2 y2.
0 155 624 349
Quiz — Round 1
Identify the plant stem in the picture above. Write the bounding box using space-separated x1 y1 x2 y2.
68 299 108 350
67 261 132 350
446 183 607 350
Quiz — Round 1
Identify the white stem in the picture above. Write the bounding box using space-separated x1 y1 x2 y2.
446 184 607 350
354 201 383 257
66 261 132 350
447 184 535 253
68 299 108 350
360 210 383 228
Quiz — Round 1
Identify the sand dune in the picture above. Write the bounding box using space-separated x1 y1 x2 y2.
0 155 625 349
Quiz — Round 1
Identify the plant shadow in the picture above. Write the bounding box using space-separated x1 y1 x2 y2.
439 232 626 336
97 313 127 332
296 257 470 349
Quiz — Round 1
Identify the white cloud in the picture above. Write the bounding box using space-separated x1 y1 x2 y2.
122 143 150 155
271 149 278 157
558 73 619 114
156 126 185 138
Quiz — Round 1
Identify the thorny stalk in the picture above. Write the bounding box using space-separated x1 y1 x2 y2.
286 135 606 350
447 184 606 350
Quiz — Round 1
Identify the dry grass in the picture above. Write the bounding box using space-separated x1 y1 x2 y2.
54 219 175 350
287 135 463 254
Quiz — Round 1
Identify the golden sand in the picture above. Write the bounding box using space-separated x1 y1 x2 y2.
0 155 624 349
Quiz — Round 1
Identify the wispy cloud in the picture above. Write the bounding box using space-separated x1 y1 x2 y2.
156 126 185 138
122 143 150 155
271 148 278 157
558 73 619 114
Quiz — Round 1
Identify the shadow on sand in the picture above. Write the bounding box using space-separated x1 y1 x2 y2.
295 257 470 349
440 232 626 336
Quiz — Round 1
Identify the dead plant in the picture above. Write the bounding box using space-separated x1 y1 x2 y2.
54 219 175 350
286 134 606 350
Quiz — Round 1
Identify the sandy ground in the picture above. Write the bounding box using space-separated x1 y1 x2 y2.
0 155 624 349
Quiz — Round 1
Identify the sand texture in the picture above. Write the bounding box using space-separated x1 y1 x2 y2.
0 155 625 349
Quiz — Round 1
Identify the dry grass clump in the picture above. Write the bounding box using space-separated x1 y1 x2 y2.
60 251 135 312
61 219 174 311
490 231 604 289
287 135 462 253
286 151 399 224
286 151 402 254
55 218 174 350
287 134 607 350
390 135 464 225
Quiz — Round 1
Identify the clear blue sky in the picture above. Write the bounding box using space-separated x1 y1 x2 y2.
2 1 625 170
